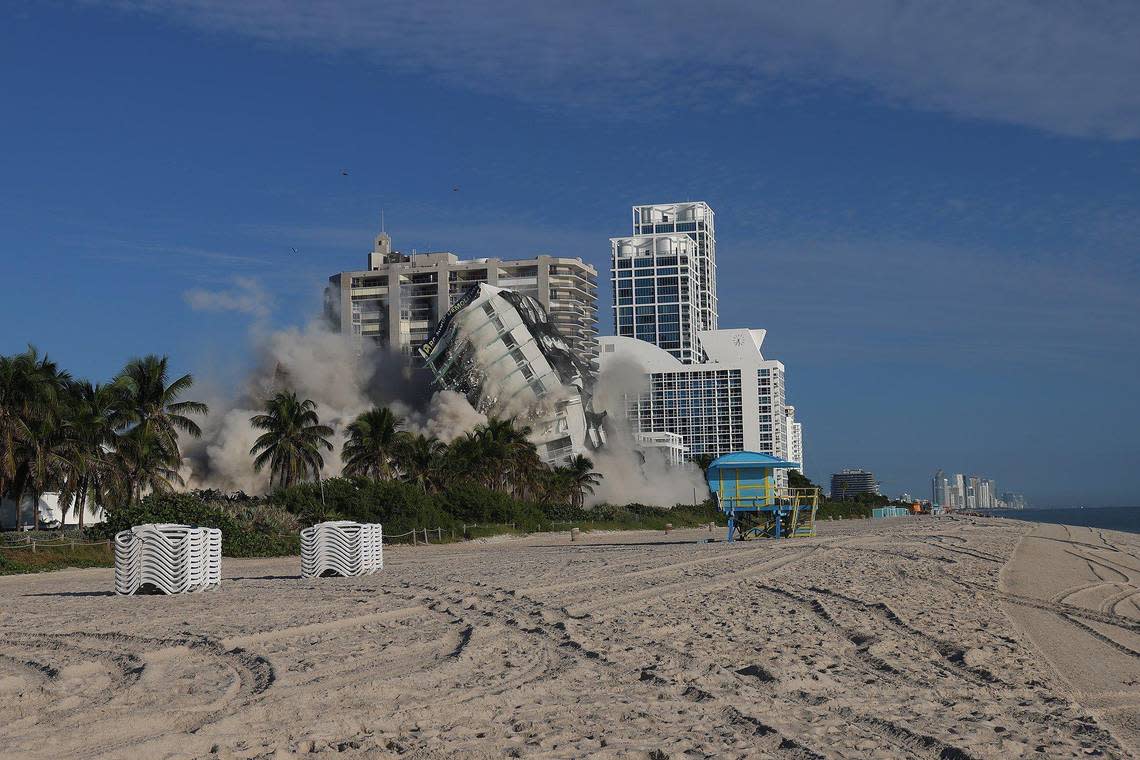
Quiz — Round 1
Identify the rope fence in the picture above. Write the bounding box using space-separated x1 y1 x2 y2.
384 524 488 545
0 522 521 553
0 538 113 552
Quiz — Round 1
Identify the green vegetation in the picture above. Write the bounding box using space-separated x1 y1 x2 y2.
788 469 907 520
0 347 208 531
264 477 722 541
2 351 716 573
0 539 115 575
74 480 721 559
91 492 301 557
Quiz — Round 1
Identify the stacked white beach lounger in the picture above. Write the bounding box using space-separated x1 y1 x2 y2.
114 523 222 595
301 521 384 578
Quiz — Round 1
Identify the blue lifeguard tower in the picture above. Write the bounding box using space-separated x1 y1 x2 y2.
706 452 820 542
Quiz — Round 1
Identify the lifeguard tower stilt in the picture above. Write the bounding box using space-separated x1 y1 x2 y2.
705 452 820 542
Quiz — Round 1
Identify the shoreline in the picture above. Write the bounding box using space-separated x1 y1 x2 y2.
2 516 1137 757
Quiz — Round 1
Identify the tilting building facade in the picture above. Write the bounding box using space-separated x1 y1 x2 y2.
419 284 605 465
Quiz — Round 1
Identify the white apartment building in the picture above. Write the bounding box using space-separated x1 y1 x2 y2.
635 431 687 467
599 329 790 470
328 233 599 363
611 201 717 364
785 405 804 474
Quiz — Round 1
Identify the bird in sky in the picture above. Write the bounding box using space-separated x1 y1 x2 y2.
341 170 349 176
452 186 459 192
291 247 299 255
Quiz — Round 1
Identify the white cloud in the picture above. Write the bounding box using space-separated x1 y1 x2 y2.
100 0 1140 139
184 276 273 318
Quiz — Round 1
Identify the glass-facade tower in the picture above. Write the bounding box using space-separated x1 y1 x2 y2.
610 202 717 364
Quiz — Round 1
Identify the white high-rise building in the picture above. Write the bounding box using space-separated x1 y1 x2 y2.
954 473 967 509
784 405 804 474
611 201 717 364
932 469 950 509
599 329 789 474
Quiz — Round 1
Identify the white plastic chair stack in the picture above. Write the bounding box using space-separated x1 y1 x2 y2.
114 524 222 595
301 521 383 578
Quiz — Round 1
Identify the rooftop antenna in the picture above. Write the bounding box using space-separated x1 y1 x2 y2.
380 208 385 234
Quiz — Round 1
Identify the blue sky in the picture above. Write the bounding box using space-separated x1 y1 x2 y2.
2 2 1138 506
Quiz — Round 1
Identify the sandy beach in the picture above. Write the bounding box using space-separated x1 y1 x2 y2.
2 516 1139 759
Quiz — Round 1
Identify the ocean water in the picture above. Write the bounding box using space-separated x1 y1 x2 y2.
989 506 1140 535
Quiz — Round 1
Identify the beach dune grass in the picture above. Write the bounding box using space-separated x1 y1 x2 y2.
0 540 114 574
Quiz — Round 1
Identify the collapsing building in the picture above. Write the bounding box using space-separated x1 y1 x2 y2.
419 283 606 465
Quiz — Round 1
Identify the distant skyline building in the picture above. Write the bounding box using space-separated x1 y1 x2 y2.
611 201 717 364
932 469 950 509
1001 492 1028 510
328 232 599 363
932 469 1018 510
599 329 790 472
830 469 879 500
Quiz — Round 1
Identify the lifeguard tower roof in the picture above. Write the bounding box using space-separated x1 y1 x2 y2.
708 451 800 471
706 451 815 541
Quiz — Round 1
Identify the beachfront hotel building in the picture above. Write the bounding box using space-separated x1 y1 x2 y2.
610 202 717 364
785 405 804 475
598 329 792 471
327 233 600 363
829 469 879 500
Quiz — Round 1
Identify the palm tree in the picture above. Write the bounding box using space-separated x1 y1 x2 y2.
249 391 333 490
8 348 72 528
0 351 39 508
61 381 125 529
542 466 574 505
473 417 535 493
507 444 546 502
563 454 603 508
397 433 447 492
112 426 184 503
16 415 72 531
115 355 207 458
341 406 405 480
